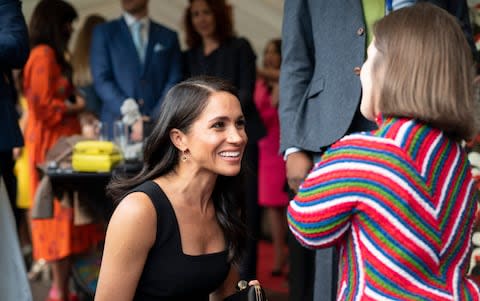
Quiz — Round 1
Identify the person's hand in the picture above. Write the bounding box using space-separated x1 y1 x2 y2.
286 151 313 193
270 83 279 108
236 280 262 291
76 94 86 108
130 118 143 142
12 147 22 160
474 75 480 86
65 95 86 114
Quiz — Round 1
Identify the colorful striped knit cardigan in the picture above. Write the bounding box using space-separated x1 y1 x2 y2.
288 117 480 300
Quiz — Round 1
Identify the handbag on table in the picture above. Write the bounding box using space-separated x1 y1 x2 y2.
72 140 122 172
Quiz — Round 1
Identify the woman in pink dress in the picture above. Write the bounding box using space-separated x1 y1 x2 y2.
254 39 289 276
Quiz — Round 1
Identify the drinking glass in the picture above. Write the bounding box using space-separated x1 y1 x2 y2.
113 120 128 153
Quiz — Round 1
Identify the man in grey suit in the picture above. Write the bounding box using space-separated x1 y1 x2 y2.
279 1 415 300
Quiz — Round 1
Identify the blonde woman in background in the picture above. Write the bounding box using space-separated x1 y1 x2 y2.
71 14 106 118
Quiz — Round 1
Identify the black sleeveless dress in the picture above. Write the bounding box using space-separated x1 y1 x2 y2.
131 181 230 301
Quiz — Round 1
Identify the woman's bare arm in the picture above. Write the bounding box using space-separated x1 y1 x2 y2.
95 192 156 301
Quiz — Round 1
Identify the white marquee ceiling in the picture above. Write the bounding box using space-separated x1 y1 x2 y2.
21 0 284 63
21 0 480 61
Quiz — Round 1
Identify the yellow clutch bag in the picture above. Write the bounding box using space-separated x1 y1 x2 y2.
72 141 123 172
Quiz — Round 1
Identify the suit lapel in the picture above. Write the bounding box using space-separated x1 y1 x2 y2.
141 20 155 75
118 18 143 70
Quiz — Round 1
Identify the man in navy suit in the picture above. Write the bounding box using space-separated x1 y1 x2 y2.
91 0 182 138
0 0 29 227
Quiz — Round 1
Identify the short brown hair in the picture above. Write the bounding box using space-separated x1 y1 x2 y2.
183 0 234 49
373 3 477 140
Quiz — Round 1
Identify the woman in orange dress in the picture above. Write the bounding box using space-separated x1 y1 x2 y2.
23 1 103 300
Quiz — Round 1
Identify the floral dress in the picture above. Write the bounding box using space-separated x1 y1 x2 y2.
23 45 103 261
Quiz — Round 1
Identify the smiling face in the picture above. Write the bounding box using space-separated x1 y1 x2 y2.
190 0 216 40
180 91 247 176
360 41 382 121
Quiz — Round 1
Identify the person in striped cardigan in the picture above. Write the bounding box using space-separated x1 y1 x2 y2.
288 3 480 300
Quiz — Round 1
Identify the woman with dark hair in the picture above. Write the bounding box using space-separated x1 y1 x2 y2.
23 1 103 300
27 0 77 84
95 76 257 301
183 0 266 280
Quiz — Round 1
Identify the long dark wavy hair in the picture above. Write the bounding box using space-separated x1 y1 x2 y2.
29 0 78 77
107 76 247 265
183 0 234 48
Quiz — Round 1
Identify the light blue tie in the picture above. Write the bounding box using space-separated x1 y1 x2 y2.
132 21 145 63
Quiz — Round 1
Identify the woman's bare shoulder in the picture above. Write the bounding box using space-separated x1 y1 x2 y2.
107 192 157 247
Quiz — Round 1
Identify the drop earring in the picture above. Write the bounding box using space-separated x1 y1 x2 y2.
182 150 188 162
